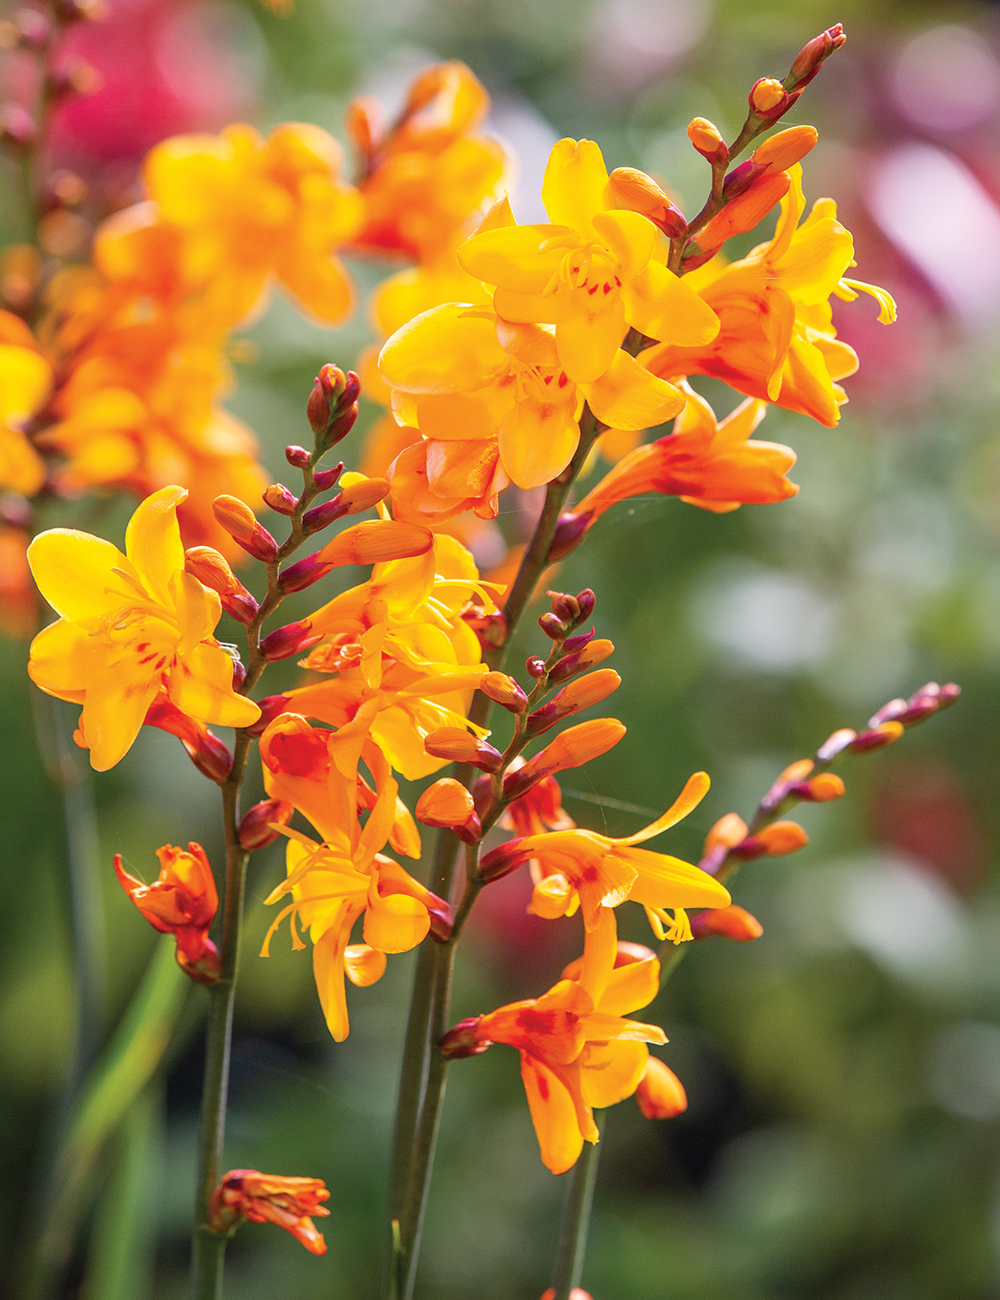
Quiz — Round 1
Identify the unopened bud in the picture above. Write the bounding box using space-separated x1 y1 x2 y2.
549 511 591 561
231 659 246 693
238 799 294 851
416 778 481 842
816 728 856 762
258 619 320 662
749 77 788 117
212 495 279 563
480 672 528 713
339 475 390 514
548 590 580 623
548 637 614 684
737 820 809 858
687 117 728 164
503 718 626 800
635 1057 687 1120
791 772 845 802
312 462 345 491
344 943 386 987
477 838 533 884
345 96 377 162
285 445 311 468
575 589 596 623
301 496 349 533
526 656 546 678
316 520 432 567
144 699 233 784
752 125 818 172
786 24 846 92
263 484 298 515
703 812 749 857
691 904 763 942
538 611 567 640
526 669 621 736
184 546 259 625
561 627 595 654
306 365 360 451
850 721 904 753
424 727 503 774
606 167 687 239
244 695 291 738
439 1017 491 1059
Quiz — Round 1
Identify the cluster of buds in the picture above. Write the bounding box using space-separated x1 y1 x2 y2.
306 364 361 456
114 844 222 983
208 1169 330 1255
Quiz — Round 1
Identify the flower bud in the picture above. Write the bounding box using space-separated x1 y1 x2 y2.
752 125 818 172
238 799 294 851
339 476 390 514
687 117 728 165
231 659 246 693
477 838 533 883
307 364 361 452
791 772 845 802
691 904 763 942
285 444 311 468
439 1017 491 1059
184 546 259 625
786 24 846 93
208 1170 330 1255
850 721 904 753
702 812 748 857
503 718 626 800
312 462 344 491
526 669 622 736
736 820 809 858
548 637 614 684
115 843 221 983
212 495 279 563
245 695 291 739
316 520 432 567
538 611 566 640
344 943 387 987
561 627 595 654
480 671 528 713
416 778 482 842
606 167 687 239
345 96 377 163
144 698 233 784
424 727 503 773
549 510 591 561
301 496 349 533
526 656 546 678
635 1058 687 1120
263 483 298 515
259 619 321 662
816 727 856 762
575 589 596 623
548 590 580 623
749 77 788 116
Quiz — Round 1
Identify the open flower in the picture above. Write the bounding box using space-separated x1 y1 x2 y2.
209 1170 330 1255
27 485 260 770
443 942 668 1173
114 842 221 982
458 138 720 383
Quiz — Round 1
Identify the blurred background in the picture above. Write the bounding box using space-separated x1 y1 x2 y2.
1 0 999 1296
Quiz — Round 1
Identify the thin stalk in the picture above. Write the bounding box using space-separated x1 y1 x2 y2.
550 1111 606 1300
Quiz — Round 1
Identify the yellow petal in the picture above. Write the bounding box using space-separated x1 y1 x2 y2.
0 344 51 425
578 905 618 1006
27 619 92 699
312 918 352 1042
520 1055 585 1175
597 954 660 1017
623 848 731 910
591 210 656 280
492 287 557 325
582 349 685 431
617 772 711 845
362 889 429 953
0 426 45 496
556 283 626 385
498 395 580 490
166 642 262 728
125 485 188 608
772 215 854 304
416 385 513 441
27 529 131 620
458 225 568 293
379 304 505 395
79 659 161 771
542 139 610 234
580 1039 648 1108
621 261 721 346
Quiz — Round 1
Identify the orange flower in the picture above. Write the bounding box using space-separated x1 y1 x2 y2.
114 842 221 983
634 1056 687 1119
208 1170 330 1255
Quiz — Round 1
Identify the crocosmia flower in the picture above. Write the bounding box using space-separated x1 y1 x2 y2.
114 842 221 983
27 485 261 770
458 139 720 384
209 1170 330 1255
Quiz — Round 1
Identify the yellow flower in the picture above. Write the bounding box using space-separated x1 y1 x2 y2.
458 139 720 384
27 485 261 770
380 303 686 492
0 323 51 496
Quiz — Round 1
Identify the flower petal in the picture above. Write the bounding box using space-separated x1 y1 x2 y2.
125 485 188 608
623 848 731 911
167 642 262 729
617 772 710 845
556 282 626 385
27 529 132 621
498 396 580 490
380 304 505 395
591 210 656 280
621 261 721 346
542 139 610 234
582 349 685 431
458 224 568 293
79 659 161 771
519 1054 585 1175
580 1039 648 1108
362 889 429 953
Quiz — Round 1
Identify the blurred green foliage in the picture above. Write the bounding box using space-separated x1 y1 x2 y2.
3 0 1000 1296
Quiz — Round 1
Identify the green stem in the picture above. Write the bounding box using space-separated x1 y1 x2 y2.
550 1110 606 1300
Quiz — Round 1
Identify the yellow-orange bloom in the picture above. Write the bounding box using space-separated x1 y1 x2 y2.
27 486 260 769
0 321 51 495
459 138 720 384
209 1170 330 1255
114 842 221 982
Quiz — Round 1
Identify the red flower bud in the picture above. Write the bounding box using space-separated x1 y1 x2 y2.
312 462 344 491
259 620 321 662
245 695 291 738
307 365 361 451
786 24 846 93
212 496 279 563
238 799 294 851
439 1017 492 1059
285 445 311 468
263 484 298 515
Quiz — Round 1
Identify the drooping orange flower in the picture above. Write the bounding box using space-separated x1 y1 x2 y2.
114 842 221 982
208 1170 330 1255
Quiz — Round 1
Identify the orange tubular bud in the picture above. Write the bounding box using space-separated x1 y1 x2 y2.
635 1057 687 1120
238 799 294 851
416 778 481 842
317 519 433 567
424 727 504 774
212 495 279 563
526 669 622 736
752 125 818 172
114 843 221 983
184 546 259 624
343 943 387 988
480 671 528 713
749 77 788 116
339 477 391 515
606 167 687 239
503 718 626 800
687 117 728 164
786 24 846 92
850 721 904 753
548 637 614 684
691 904 763 942
793 772 845 803
747 820 809 857
703 812 748 857
208 1170 330 1255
